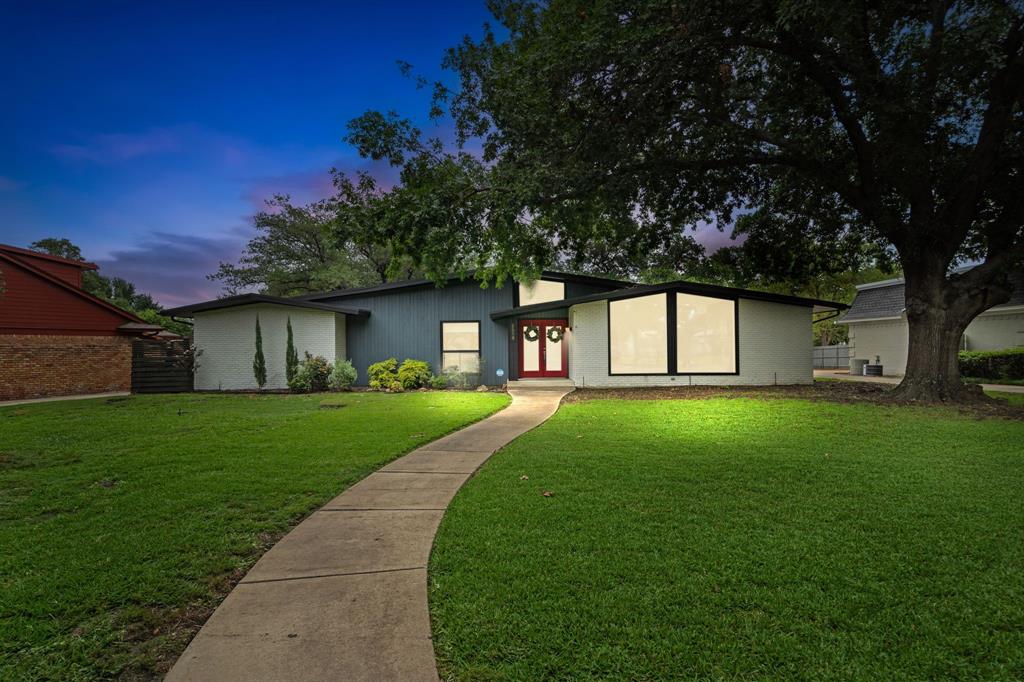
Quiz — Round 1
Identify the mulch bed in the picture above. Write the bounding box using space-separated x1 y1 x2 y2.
563 381 1024 419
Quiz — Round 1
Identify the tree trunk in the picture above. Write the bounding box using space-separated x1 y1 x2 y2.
888 265 996 403
889 304 981 402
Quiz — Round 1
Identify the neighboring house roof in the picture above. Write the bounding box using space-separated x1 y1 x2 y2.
161 293 371 318
0 243 99 288
300 270 633 302
839 270 1024 324
489 280 848 320
0 249 150 335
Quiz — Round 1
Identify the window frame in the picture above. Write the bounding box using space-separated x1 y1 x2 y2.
606 290 740 377
440 320 481 373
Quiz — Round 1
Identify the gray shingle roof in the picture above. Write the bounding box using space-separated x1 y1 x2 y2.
841 270 1024 323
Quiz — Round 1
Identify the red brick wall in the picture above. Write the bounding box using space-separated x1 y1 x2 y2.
0 335 133 401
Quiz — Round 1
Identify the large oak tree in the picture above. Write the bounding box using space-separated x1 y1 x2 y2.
347 0 1024 401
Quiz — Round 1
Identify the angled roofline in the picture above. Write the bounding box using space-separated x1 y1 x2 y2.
489 280 848 320
161 293 371 318
299 269 634 302
0 251 145 325
0 243 99 270
854 277 905 291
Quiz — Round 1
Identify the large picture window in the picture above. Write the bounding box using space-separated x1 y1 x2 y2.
609 293 668 374
676 294 736 373
518 279 565 307
441 321 480 373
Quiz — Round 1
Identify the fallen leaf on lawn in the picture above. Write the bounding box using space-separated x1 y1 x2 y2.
520 475 529 481
541 490 554 497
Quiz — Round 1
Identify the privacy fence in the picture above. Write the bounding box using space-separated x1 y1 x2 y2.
131 339 194 393
812 343 850 369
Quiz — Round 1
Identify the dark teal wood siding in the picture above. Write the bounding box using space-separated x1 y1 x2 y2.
319 280 515 386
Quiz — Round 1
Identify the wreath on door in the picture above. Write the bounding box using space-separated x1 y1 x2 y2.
523 324 540 342
546 326 564 343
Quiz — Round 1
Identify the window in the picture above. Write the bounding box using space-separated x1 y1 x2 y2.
441 321 480 373
609 294 668 374
676 294 736 373
518 279 565 307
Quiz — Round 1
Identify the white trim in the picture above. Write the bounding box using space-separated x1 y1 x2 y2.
977 304 1024 316
854 278 905 291
837 314 905 325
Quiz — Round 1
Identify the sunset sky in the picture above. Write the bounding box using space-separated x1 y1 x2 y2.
1 1 736 306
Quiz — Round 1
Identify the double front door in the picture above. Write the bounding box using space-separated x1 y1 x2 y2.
518 319 568 378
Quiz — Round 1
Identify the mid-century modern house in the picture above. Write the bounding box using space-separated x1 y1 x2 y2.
163 272 847 390
840 272 1024 375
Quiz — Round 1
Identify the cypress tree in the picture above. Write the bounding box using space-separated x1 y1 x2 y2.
285 316 299 383
253 315 267 389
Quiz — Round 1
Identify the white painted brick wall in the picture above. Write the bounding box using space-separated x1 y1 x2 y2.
194 304 346 390
568 298 812 387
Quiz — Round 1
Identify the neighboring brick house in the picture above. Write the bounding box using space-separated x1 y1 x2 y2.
165 273 847 390
0 243 163 401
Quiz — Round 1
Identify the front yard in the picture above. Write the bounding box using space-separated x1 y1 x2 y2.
0 391 508 680
430 395 1024 680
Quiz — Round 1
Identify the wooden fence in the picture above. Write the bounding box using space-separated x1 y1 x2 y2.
131 339 194 393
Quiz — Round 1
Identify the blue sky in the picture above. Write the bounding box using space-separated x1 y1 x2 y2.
0 1 492 304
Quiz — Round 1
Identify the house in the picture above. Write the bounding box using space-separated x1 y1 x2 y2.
163 273 845 390
0 243 166 401
839 273 1024 375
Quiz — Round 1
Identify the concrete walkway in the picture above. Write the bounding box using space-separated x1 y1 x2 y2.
0 391 130 408
814 369 1024 394
166 387 571 682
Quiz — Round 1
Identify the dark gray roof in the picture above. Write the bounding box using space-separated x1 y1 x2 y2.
840 270 1024 323
490 280 847 320
162 294 370 318
840 281 907 322
301 270 632 302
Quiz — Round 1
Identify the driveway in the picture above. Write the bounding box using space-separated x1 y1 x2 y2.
814 369 1024 394
166 387 572 682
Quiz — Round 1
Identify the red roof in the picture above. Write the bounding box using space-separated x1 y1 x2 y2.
0 243 150 336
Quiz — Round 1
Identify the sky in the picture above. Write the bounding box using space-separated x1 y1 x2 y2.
1 1 736 306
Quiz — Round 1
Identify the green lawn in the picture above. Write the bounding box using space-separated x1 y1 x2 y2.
0 391 508 680
430 398 1024 680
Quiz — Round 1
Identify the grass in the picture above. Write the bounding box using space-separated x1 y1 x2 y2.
430 397 1024 680
0 391 508 680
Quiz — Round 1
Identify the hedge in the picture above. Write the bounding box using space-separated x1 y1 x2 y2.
958 348 1024 381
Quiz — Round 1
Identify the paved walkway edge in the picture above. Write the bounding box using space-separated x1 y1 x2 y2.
813 369 1024 394
166 388 571 682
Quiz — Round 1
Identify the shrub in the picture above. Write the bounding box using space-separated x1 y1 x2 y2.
367 358 399 390
959 348 1024 381
397 359 432 389
443 366 469 389
387 379 404 393
329 359 358 390
253 315 267 389
289 353 333 393
285 316 299 383
428 374 448 389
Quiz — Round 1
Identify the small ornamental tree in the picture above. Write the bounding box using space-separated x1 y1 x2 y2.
253 315 267 389
285 316 299 383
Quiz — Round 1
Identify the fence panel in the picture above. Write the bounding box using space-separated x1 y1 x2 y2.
812 344 850 369
131 339 194 393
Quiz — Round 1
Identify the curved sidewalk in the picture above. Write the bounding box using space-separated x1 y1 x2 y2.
166 387 571 682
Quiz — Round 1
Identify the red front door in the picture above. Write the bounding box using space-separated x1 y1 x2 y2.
518 319 568 378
